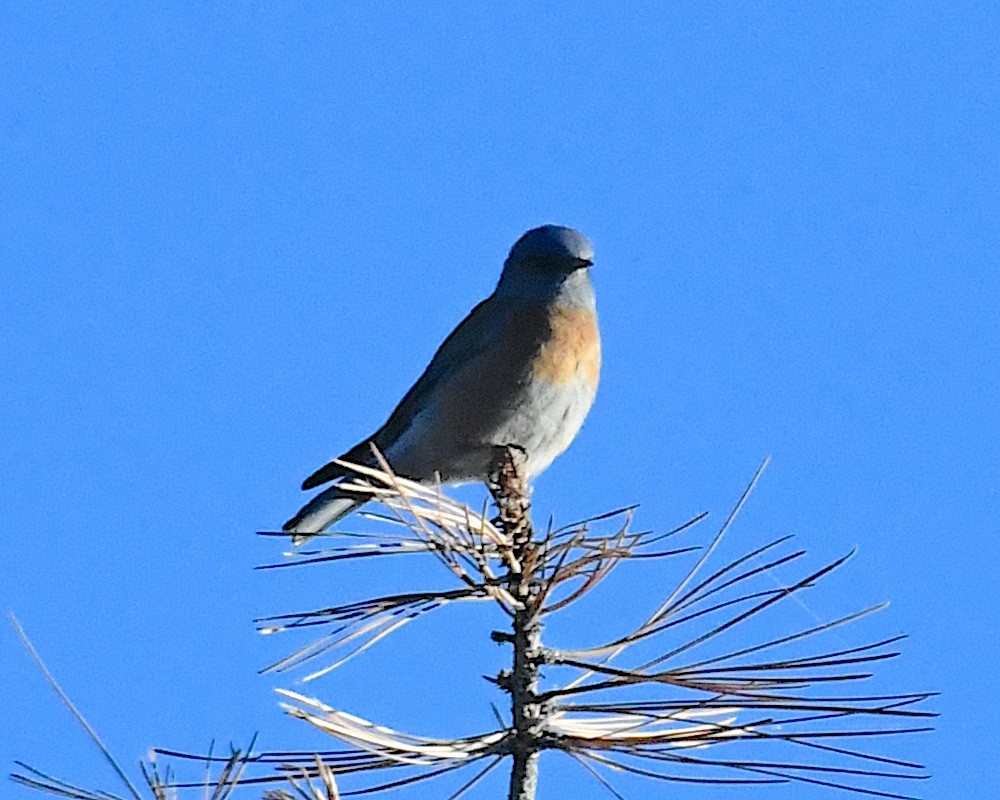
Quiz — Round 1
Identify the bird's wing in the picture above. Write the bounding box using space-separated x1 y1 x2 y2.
301 295 500 490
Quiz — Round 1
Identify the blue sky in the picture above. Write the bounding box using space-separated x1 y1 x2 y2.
2 2 997 798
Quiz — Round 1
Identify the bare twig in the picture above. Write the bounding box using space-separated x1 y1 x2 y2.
8 613 144 800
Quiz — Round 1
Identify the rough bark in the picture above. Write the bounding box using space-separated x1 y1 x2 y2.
489 445 543 800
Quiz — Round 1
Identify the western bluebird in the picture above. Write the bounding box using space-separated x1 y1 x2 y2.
284 225 600 543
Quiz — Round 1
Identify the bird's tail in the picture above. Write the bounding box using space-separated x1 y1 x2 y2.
283 484 365 545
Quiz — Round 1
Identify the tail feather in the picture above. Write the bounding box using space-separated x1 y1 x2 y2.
302 440 375 490
302 460 352 490
283 485 364 545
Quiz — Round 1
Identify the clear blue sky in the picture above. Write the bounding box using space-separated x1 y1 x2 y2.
2 3 997 798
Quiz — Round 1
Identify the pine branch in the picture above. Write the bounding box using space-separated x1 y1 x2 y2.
11 455 934 799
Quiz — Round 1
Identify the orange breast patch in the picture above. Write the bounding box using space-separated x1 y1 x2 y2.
532 305 601 387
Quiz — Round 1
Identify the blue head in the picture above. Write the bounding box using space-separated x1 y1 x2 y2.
506 225 594 274
497 225 595 301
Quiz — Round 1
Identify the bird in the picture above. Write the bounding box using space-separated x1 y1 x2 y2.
284 224 600 544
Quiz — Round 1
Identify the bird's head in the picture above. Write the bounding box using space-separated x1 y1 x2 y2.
506 225 594 275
